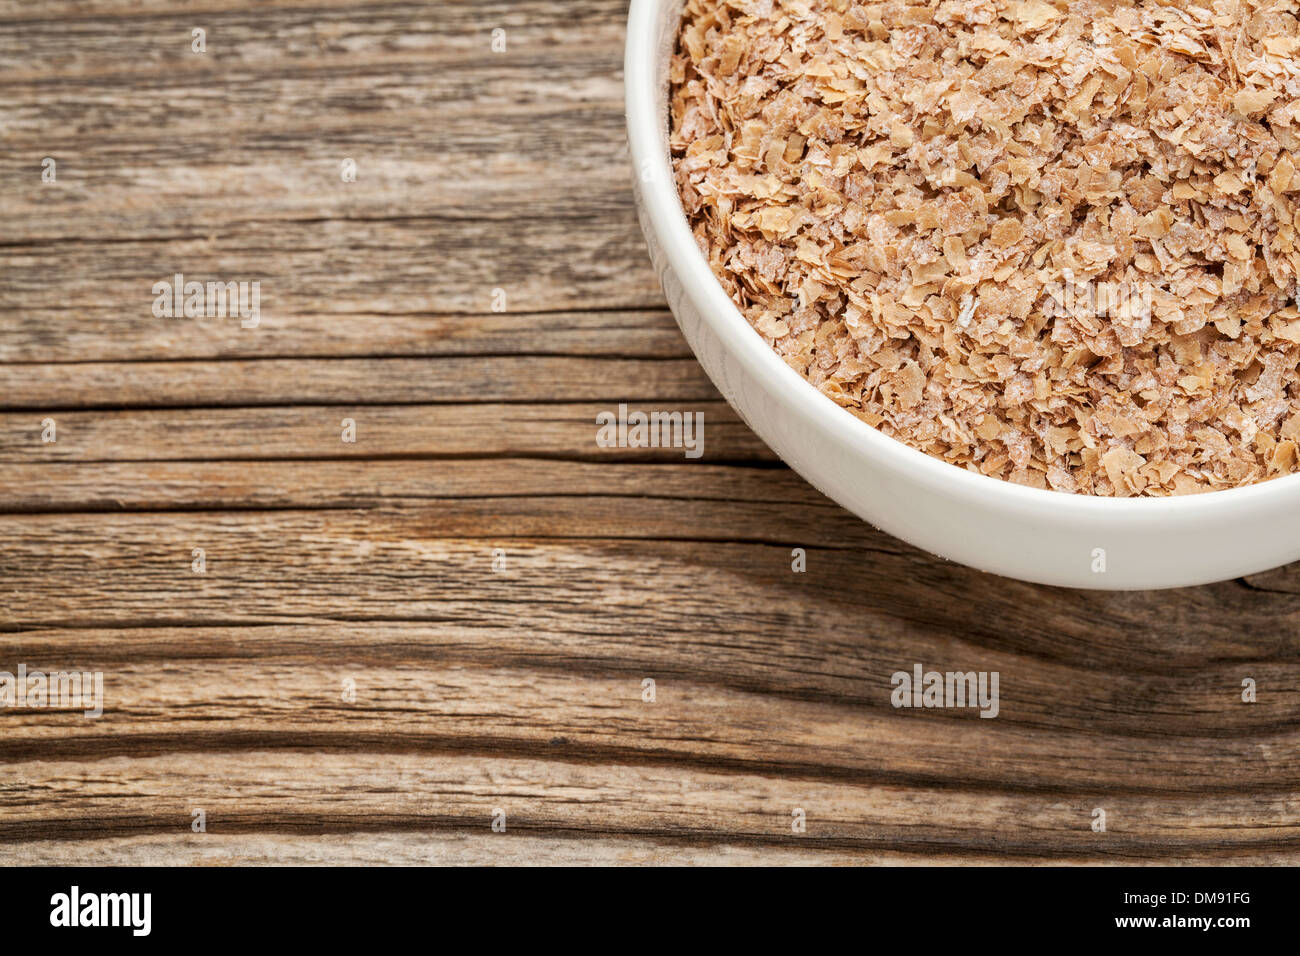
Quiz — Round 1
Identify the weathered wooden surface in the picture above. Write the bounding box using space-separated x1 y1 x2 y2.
1 0 1298 865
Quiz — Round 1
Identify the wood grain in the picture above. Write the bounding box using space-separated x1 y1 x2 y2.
0 404 770 462
1 0 1298 866
0 356 720 408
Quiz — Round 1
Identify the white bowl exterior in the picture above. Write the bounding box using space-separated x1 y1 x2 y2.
626 0 1300 589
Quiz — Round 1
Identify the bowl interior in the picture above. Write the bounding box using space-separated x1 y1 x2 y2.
626 0 1300 522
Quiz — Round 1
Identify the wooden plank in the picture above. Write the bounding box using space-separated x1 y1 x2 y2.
0 486 866 550
0 613 1281 713
0 460 813 510
0 309 690 364
0 403 771 461
0 832 946 866
2 752 1297 858
0 217 660 325
0 0 471 19
1 518 1297 736
0 1 625 81
0 356 718 408
0 104 634 240
0 622 1295 791
8 831 1298 866
0 0 658 349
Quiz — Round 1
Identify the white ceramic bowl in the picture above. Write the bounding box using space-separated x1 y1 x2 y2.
625 0 1300 590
